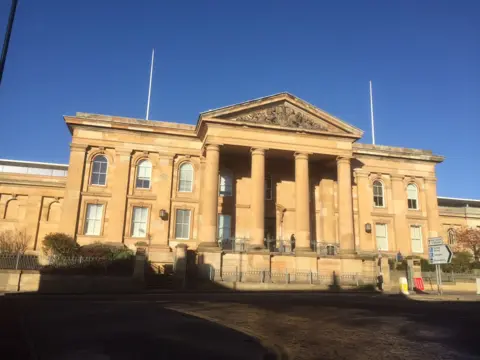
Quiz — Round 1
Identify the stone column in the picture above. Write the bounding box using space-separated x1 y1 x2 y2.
250 148 266 250
425 178 440 237
198 144 220 249
354 171 372 251
295 152 311 252
391 174 409 254
59 143 88 236
25 195 42 250
319 178 336 243
337 157 354 252
108 148 132 242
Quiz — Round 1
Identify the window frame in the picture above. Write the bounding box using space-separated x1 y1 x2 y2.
372 180 385 208
375 223 388 251
447 228 456 245
219 169 233 197
175 209 191 240
135 159 152 190
217 214 232 241
83 203 105 236
178 162 194 193
407 183 419 210
90 155 108 186
131 206 149 238
410 225 423 253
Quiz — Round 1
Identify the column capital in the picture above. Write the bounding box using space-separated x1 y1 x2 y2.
204 144 220 152
294 152 309 161
70 143 88 152
353 170 369 178
250 148 266 156
336 156 352 164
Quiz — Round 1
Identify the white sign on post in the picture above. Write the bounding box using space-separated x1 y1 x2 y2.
428 244 453 265
428 237 444 247
428 237 452 295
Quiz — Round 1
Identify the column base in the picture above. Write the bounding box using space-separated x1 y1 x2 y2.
248 244 267 252
148 244 174 264
339 248 356 255
294 247 317 257
197 242 221 252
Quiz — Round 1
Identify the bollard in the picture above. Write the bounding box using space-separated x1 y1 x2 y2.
399 277 409 295
309 271 313 285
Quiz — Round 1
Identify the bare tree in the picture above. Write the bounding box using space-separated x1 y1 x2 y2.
0 228 30 255
454 227 480 262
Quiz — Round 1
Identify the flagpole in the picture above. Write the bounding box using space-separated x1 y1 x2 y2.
369 80 376 145
146 48 155 120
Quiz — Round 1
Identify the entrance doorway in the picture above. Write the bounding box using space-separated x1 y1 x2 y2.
264 217 276 250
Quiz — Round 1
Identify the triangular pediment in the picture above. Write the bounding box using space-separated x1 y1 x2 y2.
199 93 363 138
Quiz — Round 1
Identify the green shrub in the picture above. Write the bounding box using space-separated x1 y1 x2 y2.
442 251 473 273
78 242 133 260
43 233 78 257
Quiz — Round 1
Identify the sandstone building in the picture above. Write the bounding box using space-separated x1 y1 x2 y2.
0 93 476 273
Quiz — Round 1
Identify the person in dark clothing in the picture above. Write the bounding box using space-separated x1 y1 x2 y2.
377 272 384 292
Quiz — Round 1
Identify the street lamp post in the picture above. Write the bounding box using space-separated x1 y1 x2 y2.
0 0 19 86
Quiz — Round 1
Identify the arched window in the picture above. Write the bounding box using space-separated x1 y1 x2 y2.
407 183 418 209
219 169 233 196
373 180 384 207
91 155 108 186
448 228 456 245
178 163 193 192
136 160 152 189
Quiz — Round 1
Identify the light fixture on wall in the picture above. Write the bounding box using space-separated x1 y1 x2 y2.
159 209 168 220
365 223 372 233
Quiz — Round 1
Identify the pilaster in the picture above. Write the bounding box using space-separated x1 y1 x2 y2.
59 143 88 236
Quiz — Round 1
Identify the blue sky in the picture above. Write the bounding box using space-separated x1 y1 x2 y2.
0 0 478 198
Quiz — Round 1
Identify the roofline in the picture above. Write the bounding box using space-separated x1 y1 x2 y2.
198 92 364 137
0 159 69 168
437 196 480 203
199 92 289 115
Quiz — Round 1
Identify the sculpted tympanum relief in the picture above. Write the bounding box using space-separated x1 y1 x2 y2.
232 104 339 132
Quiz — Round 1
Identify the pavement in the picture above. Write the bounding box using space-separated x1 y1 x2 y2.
1 291 479 360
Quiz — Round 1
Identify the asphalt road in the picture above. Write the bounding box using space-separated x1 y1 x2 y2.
2 292 479 360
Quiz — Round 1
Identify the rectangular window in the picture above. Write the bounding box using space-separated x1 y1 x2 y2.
131 207 148 238
410 225 423 253
219 173 232 196
373 184 384 207
375 223 388 251
175 209 191 239
84 204 104 236
217 214 232 241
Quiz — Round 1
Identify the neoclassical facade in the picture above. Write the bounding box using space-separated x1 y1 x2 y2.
1 92 462 270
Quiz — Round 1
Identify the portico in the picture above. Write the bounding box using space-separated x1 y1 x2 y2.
195 93 361 256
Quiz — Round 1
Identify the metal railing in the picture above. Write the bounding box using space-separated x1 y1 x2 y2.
218 238 341 256
422 271 478 283
206 266 376 285
0 253 131 271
